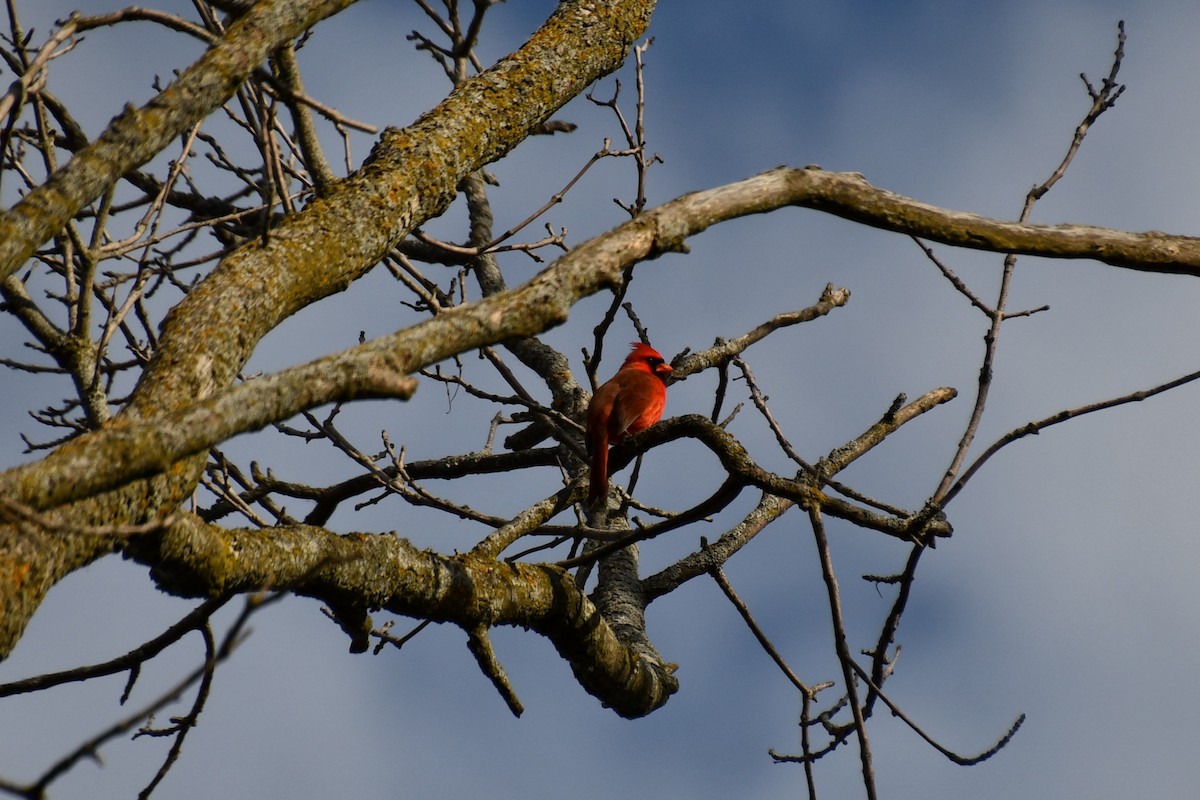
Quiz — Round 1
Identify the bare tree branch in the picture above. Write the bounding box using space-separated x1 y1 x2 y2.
0 0 360 283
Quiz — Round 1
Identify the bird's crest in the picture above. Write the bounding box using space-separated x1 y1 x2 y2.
624 342 671 378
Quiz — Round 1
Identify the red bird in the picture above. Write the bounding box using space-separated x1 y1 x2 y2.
586 342 672 506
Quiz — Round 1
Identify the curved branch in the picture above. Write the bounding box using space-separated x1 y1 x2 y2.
846 658 1025 766
136 513 679 718
13 160 1196 511
789 167 1200 275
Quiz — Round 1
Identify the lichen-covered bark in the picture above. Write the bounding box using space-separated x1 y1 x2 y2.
0 0 658 659
128 0 658 421
138 514 678 717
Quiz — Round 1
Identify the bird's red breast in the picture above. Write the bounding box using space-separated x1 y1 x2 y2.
585 343 671 505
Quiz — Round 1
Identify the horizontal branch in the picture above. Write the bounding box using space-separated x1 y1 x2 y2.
136 514 678 719
298 447 562 526
787 167 1200 276
0 597 228 698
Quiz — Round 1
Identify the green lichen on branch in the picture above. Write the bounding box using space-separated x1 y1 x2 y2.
136 514 678 718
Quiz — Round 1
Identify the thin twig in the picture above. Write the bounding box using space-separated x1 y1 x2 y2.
933 20 1127 502
808 506 877 800
705 541 813 697
945 364 1200 504
846 659 1025 766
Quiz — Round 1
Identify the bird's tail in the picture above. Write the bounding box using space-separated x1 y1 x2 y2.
588 444 608 506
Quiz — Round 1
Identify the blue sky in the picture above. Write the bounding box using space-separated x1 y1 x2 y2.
3 1 1200 798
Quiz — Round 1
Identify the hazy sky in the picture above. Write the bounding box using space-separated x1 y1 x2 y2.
3 2 1199 799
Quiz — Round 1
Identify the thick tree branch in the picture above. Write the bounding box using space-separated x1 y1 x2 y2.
10 160 1197 514
126 0 657 422
134 513 678 718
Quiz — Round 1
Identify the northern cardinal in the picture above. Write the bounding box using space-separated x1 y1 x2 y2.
586 342 672 506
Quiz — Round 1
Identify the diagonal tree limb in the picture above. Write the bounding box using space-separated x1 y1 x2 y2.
125 0 658 422
640 490 792 602
9 161 1200 514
